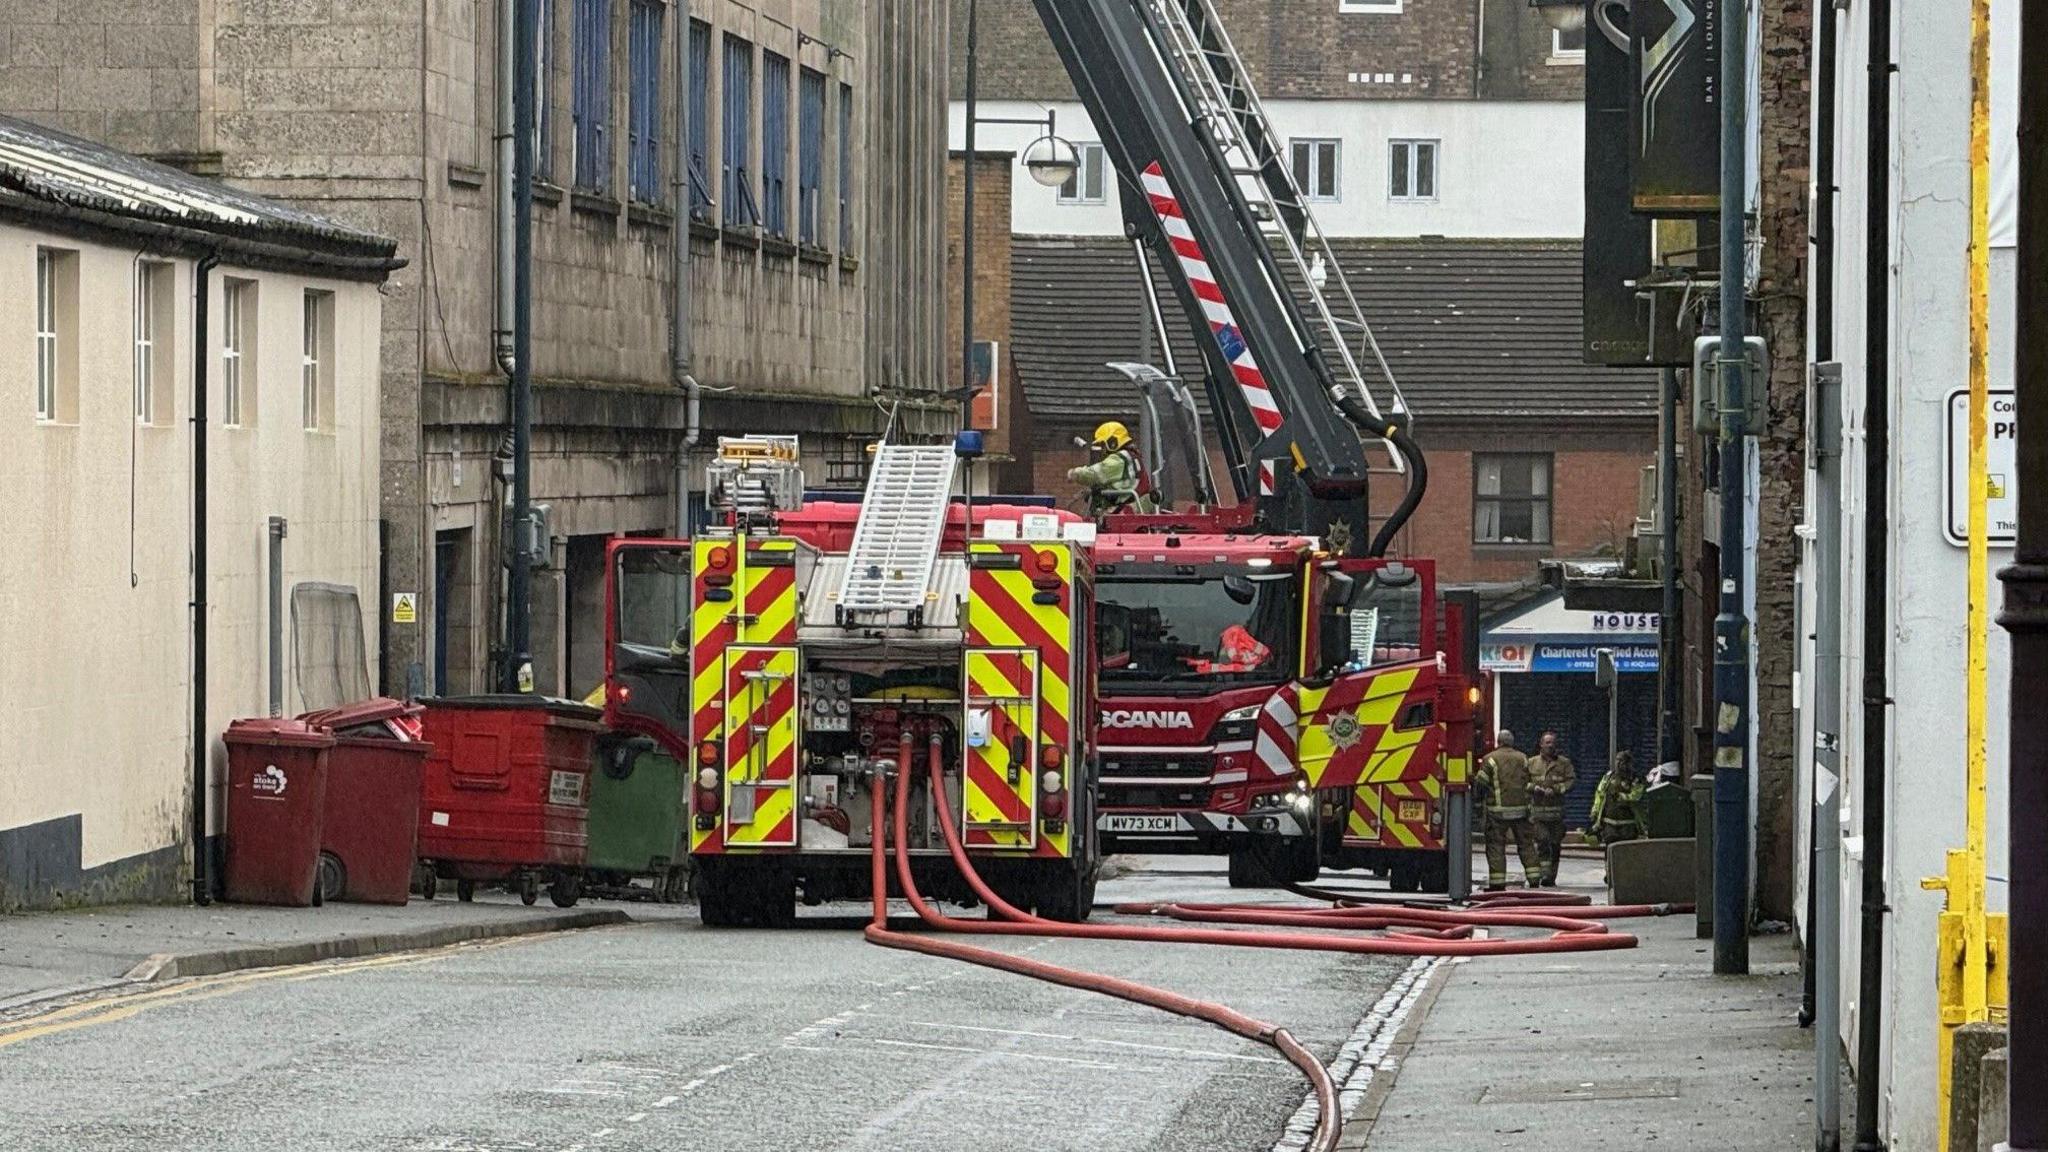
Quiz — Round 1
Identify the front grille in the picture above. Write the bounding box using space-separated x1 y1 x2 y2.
1101 755 1213 780
1101 784 1214 809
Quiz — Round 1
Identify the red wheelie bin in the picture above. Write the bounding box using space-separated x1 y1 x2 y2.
417 696 604 906
301 698 433 905
222 718 335 906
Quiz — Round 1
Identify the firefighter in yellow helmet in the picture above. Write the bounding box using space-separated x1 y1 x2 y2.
1067 421 1159 516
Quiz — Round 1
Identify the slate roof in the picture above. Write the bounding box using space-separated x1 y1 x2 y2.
0 114 400 273
1010 235 1659 426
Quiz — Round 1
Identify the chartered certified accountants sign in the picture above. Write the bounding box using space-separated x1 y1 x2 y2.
1944 388 2018 547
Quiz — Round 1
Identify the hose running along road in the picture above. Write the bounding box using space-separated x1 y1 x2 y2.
861 734 1649 1151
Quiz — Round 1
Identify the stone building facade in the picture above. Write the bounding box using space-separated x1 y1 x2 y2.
0 0 951 701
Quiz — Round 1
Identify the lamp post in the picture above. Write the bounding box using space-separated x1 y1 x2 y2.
961 0 1077 432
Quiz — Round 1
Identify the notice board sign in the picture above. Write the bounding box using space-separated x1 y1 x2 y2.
1944 388 2018 546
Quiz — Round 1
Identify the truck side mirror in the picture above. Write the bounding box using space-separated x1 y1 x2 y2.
1322 572 1356 611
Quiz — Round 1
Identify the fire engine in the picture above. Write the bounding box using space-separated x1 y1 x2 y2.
604 436 1102 925
1016 0 1480 892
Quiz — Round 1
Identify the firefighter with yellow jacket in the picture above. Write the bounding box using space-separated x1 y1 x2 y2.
1527 730 1577 887
1067 422 1159 515
1473 729 1541 890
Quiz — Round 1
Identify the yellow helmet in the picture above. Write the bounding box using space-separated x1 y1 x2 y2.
1092 421 1133 451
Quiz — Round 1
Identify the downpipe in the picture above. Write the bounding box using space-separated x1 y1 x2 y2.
190 251 220 906
494 0 516 379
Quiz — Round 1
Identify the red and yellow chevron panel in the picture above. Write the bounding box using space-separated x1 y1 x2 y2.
1294 660 1442 793
1344 777 1444 852
722 646 799 848
963 649 1039 851
689 538 801 854
965 542 1077 859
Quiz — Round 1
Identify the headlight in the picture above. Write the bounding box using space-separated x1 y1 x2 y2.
1041 770 1064 795
1289 792 1314 815
1212 704 1261 743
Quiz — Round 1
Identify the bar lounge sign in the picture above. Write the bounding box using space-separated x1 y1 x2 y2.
1594 0 1722 215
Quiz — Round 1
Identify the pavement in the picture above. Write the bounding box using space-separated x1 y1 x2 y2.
1353 854 1823 1150
0 891 647 1012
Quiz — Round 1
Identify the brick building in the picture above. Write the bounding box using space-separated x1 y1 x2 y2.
0 0 952 701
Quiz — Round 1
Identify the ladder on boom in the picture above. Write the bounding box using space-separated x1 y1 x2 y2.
1137 0 1409 447
836 444 959 623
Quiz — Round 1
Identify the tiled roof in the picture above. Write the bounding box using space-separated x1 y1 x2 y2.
0 114 398 265
1010 235 1659 425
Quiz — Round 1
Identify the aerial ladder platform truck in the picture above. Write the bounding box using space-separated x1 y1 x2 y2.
1027 0 1478 894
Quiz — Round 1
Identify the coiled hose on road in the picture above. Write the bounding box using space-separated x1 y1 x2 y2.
860 734 1678 1152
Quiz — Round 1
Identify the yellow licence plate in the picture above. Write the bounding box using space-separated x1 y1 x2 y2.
1398 800 1427 822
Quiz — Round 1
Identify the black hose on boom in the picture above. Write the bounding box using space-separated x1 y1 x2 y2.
1332 393 1427 558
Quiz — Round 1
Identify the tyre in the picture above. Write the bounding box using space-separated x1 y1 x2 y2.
548 873 582 909
1420 855 1451 894
316 852 347 905
456 879 476 903
1274 830 1322 884
697 860 742 927
753 867 797 927
1228 847 1274 889
1036 860 1097 923
1389 862 1422 893
417 866 438 900
519 874 540 906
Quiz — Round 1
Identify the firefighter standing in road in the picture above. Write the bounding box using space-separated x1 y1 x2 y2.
1473 729 1541 890
1067 422 1158 515
1528 731 1577 887
1588 749 1646 847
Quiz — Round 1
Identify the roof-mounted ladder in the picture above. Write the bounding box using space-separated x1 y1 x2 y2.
835 444 959 622
1138 0 1410 450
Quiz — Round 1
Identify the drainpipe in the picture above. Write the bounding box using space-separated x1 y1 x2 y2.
1851 0 1892 1142
269 517 287 716
190 252 219 906
496 0 517 379
506 0 536 693
672 0 700 534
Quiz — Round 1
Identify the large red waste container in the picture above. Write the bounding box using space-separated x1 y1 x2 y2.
222 718 335 906
417 696 604 904
302 698 432 906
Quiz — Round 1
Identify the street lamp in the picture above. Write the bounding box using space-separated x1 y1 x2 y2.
1020 125 1080 190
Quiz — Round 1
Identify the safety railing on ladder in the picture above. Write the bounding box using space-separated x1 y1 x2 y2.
836 444 959 625
1138 0 1410 463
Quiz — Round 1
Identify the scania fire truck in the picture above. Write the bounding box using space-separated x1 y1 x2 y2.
604 438 1102 925
1020 0 1478 892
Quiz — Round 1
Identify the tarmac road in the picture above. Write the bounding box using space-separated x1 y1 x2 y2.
0 859 1414 1152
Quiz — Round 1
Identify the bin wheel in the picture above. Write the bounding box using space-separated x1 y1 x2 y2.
548 874 582 909
456 879 476 903
519 875 540 906
316 852 347 905
417 868 437 900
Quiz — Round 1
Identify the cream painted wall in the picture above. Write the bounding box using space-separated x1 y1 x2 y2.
0 220 382 884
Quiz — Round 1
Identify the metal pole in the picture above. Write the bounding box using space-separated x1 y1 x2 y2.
1851 0 1894 1139
1712 0 1753 977
190 252 218 907
1660 366 1682 772
960 0 978 433
269 517 287 716
1813 363 1845 1152
1996 3 2048 1146
506 0 535 694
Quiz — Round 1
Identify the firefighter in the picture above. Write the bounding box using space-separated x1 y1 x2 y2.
1067 422 1158 515
1472 729 1540 891
1588 749 1646 848
1527 730 1577 887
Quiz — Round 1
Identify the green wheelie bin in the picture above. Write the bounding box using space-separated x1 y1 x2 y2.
584 734 690 901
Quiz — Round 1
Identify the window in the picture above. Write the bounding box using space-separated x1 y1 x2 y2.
1057 142 1107 204
1290 138 1340 201
628 0 662 202
133 260 173 425
1551 25 1586 58
1473 454 1553 545
302 290 334 433
798 67 825 246
761 50 790 237
536 0 555 180
572 0 612 192
687 19 712 220
1389 138 1438 201
1337 0 1403 11
722 35 757 227
36 248 76 423
838 82 854 250
222 278 257 428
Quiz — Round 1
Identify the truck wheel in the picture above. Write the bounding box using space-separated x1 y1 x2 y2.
549 873 583 909
1276 831 1322 884
1389 862 1422 893
1421 856 1451 894
1228 847 1274 889
1036 861 1097 923
752 867 797 928
697 861 741 927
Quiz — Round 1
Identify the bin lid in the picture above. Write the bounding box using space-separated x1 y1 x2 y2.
419 694 604 721
223 717 336 749
302 697 423 738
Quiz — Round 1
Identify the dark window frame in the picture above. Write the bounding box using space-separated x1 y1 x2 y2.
1472 452 1554 545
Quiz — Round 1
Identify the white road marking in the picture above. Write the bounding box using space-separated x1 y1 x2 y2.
869 1036 1127 1070
1270 956 1442 1152
653 1095 679 1108
624 1114 646 1124
907 1020 1283 1064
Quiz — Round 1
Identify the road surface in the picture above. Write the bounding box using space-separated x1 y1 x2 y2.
0 859 1418 1152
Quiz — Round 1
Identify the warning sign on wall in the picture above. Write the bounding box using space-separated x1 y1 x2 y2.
1945 389 2018 547
391 592 418 624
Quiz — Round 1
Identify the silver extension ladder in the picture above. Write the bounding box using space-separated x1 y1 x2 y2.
836 444 959 619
